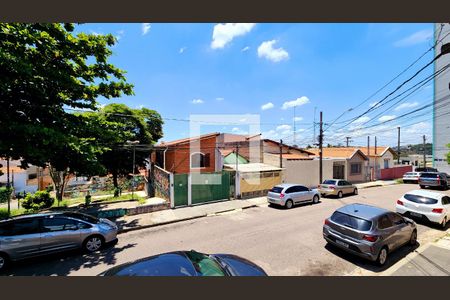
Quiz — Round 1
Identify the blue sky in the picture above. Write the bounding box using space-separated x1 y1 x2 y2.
76 23 436 147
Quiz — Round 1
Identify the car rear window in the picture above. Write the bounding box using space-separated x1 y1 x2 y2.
404 194 438 205
270 187 283 193
63 212 99 224
330 211 372 231
323 180 336 185
420 173 439 178
404 172 415 176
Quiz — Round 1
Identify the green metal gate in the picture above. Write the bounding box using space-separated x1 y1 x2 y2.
191 172 230 205
174 174 188 207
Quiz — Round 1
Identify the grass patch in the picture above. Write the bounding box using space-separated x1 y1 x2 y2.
0 208 28 220
395 178 403 184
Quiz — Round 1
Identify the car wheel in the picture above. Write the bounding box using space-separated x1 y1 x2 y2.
83 235 104 253
337 191 343 198
353 188 358 195
312 195 319 204
376 247 388 266
0 253 8 272
419 185 425 189
285 200 293 209
409 230 417 246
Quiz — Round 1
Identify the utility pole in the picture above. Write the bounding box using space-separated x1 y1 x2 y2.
319 111 323 184
6 157 10 216
346 137 351 147
367 136 371 181
235 143 240 199
279 139 283 168
423 135 427 168
375 136 377 154
397 127 401 164
313 106 317 145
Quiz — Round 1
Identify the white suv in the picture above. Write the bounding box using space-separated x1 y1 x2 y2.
396 190 450 228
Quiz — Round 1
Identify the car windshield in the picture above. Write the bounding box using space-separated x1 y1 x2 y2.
62 212 99 224
184 251 226 276
404 194 438 205
420 173 439 178
270 187 283 193
330 211 372 231
213 255 266 276
404 173 415 176
323 180 336 185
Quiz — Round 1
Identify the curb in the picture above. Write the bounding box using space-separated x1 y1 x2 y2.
117 202 264 234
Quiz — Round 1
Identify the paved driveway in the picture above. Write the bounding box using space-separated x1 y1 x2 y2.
2 184 449 276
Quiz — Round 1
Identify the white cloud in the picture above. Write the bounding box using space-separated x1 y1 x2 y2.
191 99 204 104
394 102 419 111
276 124 291 131
378 115 396 122
281 96 310 110
261 102 274 110
257 40 289 62
262 129 277 139
142 23 151 35
352 116 371 124
216 97 225 101
179 47 187 54
394 29 433 47
211 23 256 49
116 30 125 41
231 127 248 135
241 46 250 52
293 117 303 122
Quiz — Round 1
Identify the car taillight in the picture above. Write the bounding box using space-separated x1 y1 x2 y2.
280 193 285 199
437 176 440 184
397 200 404 206
324 219 331 226
363 235 379 242
432 208 443 213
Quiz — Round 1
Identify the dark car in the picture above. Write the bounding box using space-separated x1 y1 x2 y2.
419 172 450 190
323 203 417 266
99 250 268 276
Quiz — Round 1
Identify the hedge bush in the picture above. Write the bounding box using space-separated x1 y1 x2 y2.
0 187 12 203
21 191 55 212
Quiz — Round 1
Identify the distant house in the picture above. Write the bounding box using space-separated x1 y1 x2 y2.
306 148 369 183
0 159 52 194
262 139 314 166
355 146 398 180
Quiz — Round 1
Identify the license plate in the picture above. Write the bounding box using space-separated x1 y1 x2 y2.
410 212 422 218
336 240 349 248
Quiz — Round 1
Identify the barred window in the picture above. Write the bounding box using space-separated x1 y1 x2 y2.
350 163 361 175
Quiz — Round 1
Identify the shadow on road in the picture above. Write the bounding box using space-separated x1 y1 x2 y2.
1 240 136 276
324 241 420 273
268 201 322 210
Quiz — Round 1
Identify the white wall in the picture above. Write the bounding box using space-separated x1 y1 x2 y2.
282 159 334 188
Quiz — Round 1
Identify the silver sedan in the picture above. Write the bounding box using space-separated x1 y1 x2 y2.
267 183 321 209
318 179 358 198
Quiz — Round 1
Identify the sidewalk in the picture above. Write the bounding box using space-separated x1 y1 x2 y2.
354 180 397 189
115 197 268 233
384 233 450 276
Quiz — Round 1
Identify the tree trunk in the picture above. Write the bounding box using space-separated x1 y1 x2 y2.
49 166 70 206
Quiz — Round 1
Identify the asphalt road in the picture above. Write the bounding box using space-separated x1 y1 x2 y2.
2 184 450 276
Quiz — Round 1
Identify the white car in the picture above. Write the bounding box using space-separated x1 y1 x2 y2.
396 190 450 228
402 172 422 184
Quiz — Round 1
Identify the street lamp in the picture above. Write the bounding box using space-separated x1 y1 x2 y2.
126 140 140 200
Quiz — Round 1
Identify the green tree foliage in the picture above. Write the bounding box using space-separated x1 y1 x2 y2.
447 143 450 165
21 191 55 212
0 187 12 204
82 104 163 189
0 23 134 203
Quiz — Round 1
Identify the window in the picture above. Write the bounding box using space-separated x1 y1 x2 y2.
384 159 389 169
350 163 362 175
191 152 210 168
330 212 372 231
388 213 405 225
323 180 336 185
42 217 78 232
295 186 309 192
28 173 37 180
0 218 40 236
404 194 438 205
378 215 393 229
270 186 283 193
442 196 450 205
285 187 296 194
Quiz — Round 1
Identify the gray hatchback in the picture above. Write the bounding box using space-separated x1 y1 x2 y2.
0 212 118 271
323 203 417 266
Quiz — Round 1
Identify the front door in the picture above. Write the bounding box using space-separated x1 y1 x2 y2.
40 217 81 254
333 165 345 179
